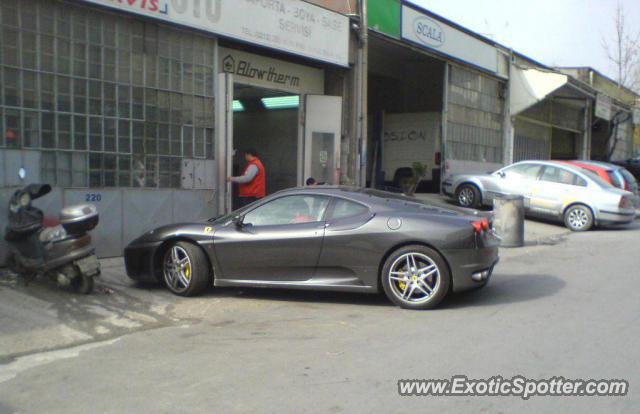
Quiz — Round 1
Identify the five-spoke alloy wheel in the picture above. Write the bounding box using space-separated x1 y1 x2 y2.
381 245 450 309
162 241 210 296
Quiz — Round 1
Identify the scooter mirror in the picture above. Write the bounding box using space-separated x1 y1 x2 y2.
18 167 26 180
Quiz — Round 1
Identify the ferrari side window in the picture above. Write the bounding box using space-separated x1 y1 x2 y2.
243 195 331 227
330 199 369 221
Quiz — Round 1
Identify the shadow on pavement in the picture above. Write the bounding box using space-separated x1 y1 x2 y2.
197 286 393 307
169 272 566 310
444 273 566 309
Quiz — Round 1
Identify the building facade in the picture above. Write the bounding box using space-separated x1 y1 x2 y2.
0 0 353 257
2 0 639 260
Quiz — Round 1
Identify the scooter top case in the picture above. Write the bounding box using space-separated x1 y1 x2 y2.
59 204 99 235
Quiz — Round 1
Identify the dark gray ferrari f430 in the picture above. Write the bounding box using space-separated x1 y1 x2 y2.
124 187 499 310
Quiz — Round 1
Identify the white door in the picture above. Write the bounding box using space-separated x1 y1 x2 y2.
216 73 234 214
303 95 342 185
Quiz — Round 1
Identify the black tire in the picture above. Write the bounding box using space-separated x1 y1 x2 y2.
162 241 210 297
72 273 94 294
381 245 451 310
563 204 594 232
455 184 481 208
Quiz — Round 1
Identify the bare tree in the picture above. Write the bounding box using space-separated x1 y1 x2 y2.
602 1 640 91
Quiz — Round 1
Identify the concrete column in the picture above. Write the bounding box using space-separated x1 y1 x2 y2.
581 99 592 159
356 0 368 187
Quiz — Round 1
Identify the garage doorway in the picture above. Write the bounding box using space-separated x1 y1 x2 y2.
216 73 343 213
232 85 300 209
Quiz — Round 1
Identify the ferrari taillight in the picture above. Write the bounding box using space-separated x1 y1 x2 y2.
472 218 489 234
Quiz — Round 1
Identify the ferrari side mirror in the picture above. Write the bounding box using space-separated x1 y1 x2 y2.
497 171 506 178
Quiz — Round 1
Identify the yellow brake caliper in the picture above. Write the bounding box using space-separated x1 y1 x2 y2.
184 262 192 281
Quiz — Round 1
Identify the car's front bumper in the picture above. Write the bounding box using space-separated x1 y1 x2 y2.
442 180 454 197
124 241 163 283
443 245 500 292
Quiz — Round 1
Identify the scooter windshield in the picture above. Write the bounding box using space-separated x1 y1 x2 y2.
26 184 52 200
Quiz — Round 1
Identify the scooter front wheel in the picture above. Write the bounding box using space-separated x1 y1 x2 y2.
72 273 95 294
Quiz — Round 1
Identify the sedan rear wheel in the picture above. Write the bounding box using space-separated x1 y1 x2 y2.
381 245 450 310
162 241 210 296
564 205 593 232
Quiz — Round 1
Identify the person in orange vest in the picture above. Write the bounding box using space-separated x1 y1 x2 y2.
227 148 266 208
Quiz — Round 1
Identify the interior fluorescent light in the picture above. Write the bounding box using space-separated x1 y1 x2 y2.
261 96 299 110
232 100 244 112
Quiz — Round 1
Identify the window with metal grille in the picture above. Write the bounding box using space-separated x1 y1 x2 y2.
0 0 215 188
446 65 505 163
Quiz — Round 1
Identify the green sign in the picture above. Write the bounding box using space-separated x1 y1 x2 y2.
368 0 401 38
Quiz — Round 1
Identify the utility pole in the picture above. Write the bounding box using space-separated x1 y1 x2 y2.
355 0 368 187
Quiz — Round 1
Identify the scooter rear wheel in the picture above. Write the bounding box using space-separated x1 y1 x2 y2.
72 273 94 294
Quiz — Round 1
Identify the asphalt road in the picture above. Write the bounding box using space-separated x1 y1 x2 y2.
0 221 639 413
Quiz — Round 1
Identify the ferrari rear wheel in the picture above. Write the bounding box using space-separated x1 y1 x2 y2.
162 241 210 297
381 245 450 310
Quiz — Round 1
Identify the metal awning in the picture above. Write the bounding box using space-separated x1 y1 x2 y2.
510 66 593 115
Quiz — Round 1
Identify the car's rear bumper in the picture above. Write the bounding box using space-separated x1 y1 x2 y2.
443 246 500 292
124 241 162 283
597 209 636 225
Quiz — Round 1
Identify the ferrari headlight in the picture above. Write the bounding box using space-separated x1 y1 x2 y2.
19 193 31 207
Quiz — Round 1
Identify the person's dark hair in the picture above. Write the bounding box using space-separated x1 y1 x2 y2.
305 177 316 186
243 148 258 157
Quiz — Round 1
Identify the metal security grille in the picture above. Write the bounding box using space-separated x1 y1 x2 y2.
611 117 633 161
513 118 551 162
0 0 215 188
446 65 505 164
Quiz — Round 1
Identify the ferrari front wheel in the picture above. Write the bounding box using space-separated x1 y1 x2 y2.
162 241 210 297
381 245 450 310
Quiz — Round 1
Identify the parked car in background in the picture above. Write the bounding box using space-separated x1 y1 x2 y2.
442 160 636 231
612 156 640 181
560 160 639 208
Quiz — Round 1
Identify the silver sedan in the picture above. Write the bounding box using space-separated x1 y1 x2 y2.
442 160 637 231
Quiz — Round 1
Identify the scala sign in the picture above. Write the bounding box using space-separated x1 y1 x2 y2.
413 15 444 48
80 0 349 67
401 5 498 74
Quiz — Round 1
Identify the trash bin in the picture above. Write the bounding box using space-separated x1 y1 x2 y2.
492 194 524 247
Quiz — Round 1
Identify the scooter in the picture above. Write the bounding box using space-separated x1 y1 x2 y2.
4 168 101 293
